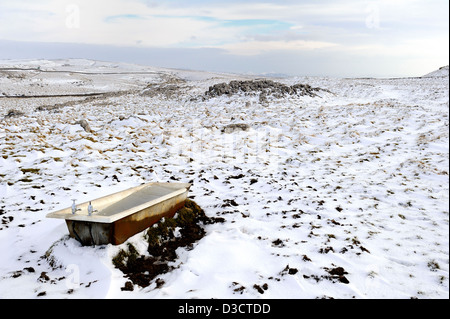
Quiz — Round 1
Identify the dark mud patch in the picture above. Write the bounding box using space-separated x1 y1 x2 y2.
324 266 349 284
231 282 246 294
222 198 239 207
303 266 350 284
253 283 269 294
112 199 224 290
280 265 299 275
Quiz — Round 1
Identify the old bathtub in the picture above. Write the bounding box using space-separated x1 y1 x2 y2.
46 182 191 245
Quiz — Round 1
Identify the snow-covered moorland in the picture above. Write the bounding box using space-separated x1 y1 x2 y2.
0 59 448 299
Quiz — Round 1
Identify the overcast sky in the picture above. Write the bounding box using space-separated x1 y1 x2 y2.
0 0 448 77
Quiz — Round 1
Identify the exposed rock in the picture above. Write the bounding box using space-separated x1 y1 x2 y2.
4 109 25 118
204 79 323 99
221 123 250 133
141 74 189 99
141 83 181 99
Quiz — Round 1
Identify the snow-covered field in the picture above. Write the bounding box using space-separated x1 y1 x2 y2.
0 59 448 299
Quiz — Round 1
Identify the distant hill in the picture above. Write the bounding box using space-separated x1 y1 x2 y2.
422 65 449 78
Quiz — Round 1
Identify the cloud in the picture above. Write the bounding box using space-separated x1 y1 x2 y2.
104 14 146 23
0 0 447 48
0 0 364 48
220 39 338 56
0 0 447 77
